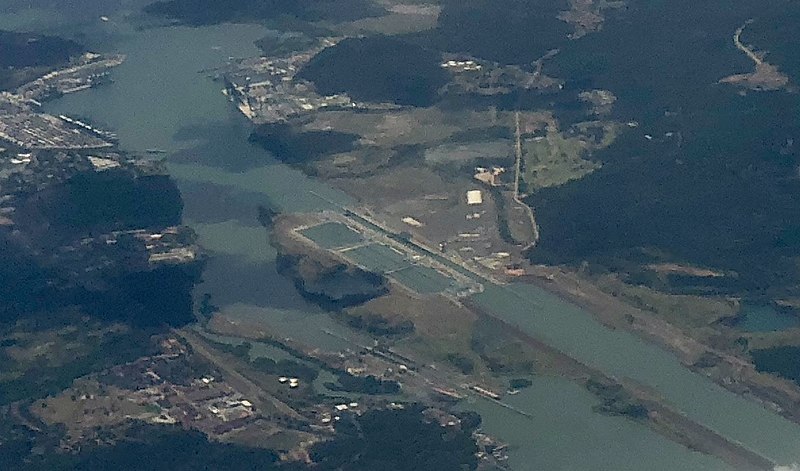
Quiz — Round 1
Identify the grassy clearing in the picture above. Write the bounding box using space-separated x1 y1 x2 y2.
593 274 738 329
0 318 152 405
302 108 509 150
522 116 619 190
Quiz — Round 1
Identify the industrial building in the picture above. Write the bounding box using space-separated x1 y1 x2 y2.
466 190 483 205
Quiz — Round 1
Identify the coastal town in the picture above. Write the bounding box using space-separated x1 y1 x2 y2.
219 40 399 124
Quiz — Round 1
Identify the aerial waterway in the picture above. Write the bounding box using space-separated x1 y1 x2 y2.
38 13 800 470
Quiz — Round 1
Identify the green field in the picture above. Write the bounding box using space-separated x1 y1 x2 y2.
522 121 618 190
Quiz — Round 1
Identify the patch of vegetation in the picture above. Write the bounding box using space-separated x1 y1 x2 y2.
100 264 202 328
509 378 533 390
275 253 389 310
255 34 321 57
449 126 510 142
585 378 648 420
206 338 320 383
751 346 800 386
693 352 723 369
491 191 513 244
49 423 280 470
339 311 414 338
310 406 479 471
7 406 476 471
250 124 360 168
210 339 252 359
522 128 603 190
298 36 449 107
0 244 56 322
256 204 280 228
446 353 476 375
417 0 571 66
0 410 65 471
590 273 738 329
464 315 568 380
471 326 534 375
325 373 400 395
0 30 83 68
0 30 83 90
0 323 155 405
36 171 183 236
197 293 219 320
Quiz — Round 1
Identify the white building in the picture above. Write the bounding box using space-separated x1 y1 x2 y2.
466 190 483 205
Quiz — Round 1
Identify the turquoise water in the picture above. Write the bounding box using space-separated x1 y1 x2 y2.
391 265 453 294
301 223 457 295
300 222 364 250
342 243 410 273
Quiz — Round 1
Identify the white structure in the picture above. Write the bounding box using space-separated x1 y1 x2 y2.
466 190 483 205
402 216 423 227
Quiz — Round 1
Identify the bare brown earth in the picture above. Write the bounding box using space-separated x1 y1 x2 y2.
645 262 729 278
719 20 792 91
720 62 790 91
327 166 524 269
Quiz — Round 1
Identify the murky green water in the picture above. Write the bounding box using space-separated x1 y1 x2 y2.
736 304 800 333
461 377 727 471
476 283 800 464
300 222 364 250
